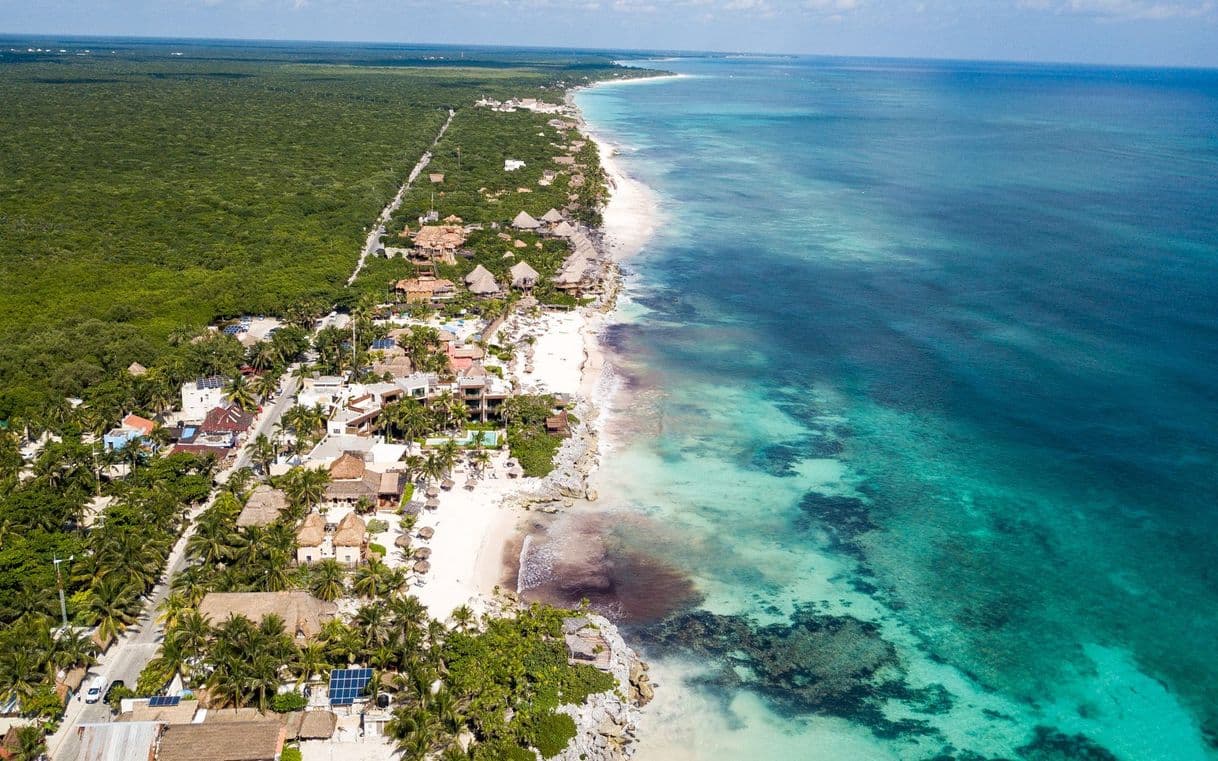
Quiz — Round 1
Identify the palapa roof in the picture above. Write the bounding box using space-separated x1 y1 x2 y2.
236 485 289 528
551 221 576 238
197 591 336 639
512 211 540 229
462 362 488 378
296 710 337 740
296 512 326 548
158 722 285 761
510 260 540 288
541 208 564 223
329 451 367 480
333 512 367 547
464 264 494 285
395 533 413 549
417 526 435 539
127 361 148 377
413 224 466 251
394 277 455 295
465 265 501 296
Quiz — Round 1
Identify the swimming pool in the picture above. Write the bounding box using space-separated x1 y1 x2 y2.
424 430 502 447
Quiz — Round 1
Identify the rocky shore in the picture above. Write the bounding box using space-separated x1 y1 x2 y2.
554 614 655 761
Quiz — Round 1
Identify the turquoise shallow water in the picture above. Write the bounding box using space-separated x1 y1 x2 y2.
551 57 1218 761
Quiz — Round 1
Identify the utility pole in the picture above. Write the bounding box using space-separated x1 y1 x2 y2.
53 554 73 630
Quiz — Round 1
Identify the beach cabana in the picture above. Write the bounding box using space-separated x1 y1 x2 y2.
510 261 540 290
417 526 435 540
512 211 541 230
464 265 501 297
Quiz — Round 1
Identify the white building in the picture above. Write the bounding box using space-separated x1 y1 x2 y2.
180 377 225 421
504 159 526 172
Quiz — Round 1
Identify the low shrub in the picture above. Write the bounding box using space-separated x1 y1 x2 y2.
271 692 308 713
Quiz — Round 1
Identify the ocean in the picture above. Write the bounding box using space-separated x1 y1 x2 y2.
523 57 1218 760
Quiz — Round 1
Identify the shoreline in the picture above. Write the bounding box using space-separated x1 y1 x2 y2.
424 75 663 621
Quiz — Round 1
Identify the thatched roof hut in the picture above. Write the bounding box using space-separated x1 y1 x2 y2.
551 221 576 238
237 485 289 528
197 591 337 639
541 208 564 224
512 211 540 230
127 361 148 377
333 513 366 548
464 265 501 296
296 513 326 549
296 710 338 740
510 261 540 290
329 452 367 480
159 722 285 761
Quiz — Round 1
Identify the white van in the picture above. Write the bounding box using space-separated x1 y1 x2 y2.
83 676 106 704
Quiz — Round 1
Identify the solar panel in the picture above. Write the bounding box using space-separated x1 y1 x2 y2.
148 695 181 707
197 376 225 389
371 338 395 350
328 668 373 706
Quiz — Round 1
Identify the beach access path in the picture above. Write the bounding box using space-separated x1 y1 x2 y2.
347 108 456 286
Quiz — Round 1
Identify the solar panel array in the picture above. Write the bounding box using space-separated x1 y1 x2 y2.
371 338 396 350
196 376 225 389
328 668 373 706
148 695 181 707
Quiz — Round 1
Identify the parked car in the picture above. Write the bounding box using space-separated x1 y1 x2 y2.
83 676 105 704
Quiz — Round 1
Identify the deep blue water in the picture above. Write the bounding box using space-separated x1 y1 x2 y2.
571 58 1218 760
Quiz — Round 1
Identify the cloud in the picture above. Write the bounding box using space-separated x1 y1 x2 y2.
1016 0 1215 19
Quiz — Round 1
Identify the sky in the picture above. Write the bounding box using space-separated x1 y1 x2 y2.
1 0 1216 67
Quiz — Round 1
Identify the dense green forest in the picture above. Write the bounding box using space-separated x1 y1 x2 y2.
0 44 633 420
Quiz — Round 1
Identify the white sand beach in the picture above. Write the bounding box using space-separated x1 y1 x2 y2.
412 100 660 623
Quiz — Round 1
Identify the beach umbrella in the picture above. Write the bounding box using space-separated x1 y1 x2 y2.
426 485 440 498
426 497 440 510
441 478 455 491
413 547 432 560
464 478 476 490
417 526 435 540
394 534 412 549
413 560 431 574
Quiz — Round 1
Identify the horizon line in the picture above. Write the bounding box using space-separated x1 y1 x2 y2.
2 30 1217 73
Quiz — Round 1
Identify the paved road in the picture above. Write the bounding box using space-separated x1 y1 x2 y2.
48 372 303 759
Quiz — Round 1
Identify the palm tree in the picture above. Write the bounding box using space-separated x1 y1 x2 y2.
250 434 276 474
469 449 491 476
309 560 347 602
10 725 45 761
449 605 475 633
282 466 329 511
293 642 330 685
351 558 391 599
224 374 257 411
421 453 445 488
251 370 280 401
436 440 459 478
85 576 140 642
